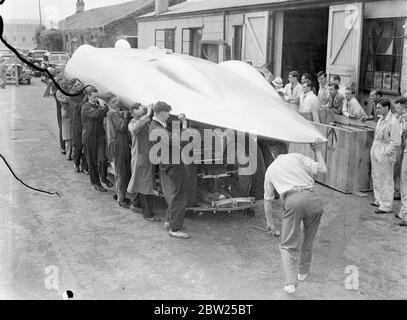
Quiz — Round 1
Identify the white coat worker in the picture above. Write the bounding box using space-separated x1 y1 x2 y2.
263 140 327 294
395 97 407 227
370 99 401 214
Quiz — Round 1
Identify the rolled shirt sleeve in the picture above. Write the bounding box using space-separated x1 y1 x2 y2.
263 169 276 200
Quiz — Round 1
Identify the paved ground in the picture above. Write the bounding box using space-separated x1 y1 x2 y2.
0 78 406 300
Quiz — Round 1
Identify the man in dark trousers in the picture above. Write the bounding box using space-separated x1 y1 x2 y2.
149 101 190 239
68 78 88 173
53 73 66 154
263 140 327 294
81 87 113 192
105 93 132 208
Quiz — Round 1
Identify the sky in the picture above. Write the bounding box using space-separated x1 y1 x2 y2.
0 0 204 22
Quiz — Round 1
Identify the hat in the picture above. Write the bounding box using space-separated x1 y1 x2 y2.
272 77 283 88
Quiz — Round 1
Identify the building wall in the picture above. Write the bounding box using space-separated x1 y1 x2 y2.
138 13 226 53
138 9 269 65
1 23 37 51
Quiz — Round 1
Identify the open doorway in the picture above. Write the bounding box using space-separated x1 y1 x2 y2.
281 8 329 86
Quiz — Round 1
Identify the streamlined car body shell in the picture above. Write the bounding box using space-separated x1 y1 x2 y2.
65 45 326 144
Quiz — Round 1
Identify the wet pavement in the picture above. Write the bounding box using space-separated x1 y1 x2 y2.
0 78 406 300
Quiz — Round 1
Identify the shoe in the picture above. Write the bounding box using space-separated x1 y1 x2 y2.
123 198 131 206
67 156 73 161
375 209 392 214
83 169 89 175
113 194 118 201
370 202 379 207
74 165 80 173
283 285 296 294
399 221 407 227
169 230 190 239
102 180 113 188
60 149 66 155
395 214 402 220
93 184 107 192
164 221 170 230
298 273 309 282
144 216 162 222
394 194 401 200
119 201 130 209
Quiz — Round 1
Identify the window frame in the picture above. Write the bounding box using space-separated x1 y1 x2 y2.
154 28 176 51
232 25 243 61
361 17 405 95
181 27 203 57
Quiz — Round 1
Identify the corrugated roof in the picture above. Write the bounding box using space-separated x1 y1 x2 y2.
59 0 153 30
139 0 304 18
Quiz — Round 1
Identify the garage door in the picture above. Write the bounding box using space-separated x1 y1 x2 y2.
326 3 363 91
242 12 269 67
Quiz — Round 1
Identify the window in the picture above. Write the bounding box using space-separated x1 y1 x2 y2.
155 29 175 51
232 25 243 60
182 28 202 57
361 18 405 94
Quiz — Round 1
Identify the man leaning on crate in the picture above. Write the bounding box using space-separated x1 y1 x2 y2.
263 139 328 294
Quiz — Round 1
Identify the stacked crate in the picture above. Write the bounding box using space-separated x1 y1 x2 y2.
289 121 375 193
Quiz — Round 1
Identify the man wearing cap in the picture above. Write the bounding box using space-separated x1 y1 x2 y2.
264 140 327 294
271 77 284 99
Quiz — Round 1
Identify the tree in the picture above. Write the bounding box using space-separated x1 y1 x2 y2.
39 29 63 52
34 25 46 49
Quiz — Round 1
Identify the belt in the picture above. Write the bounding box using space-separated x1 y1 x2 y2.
281 187 314 201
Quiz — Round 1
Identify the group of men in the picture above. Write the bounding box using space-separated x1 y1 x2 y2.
50 76 192 240
262 67 407 294
369 95 407 227
270 70 368 123
46 65 407 296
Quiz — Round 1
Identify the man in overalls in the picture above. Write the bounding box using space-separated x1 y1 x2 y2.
370 99 401 214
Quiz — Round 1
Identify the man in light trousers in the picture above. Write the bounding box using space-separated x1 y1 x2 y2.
263 140 327 294
396 97 407 226
370 99 401 214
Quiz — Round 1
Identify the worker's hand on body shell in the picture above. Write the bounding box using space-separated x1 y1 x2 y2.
310 138 325 152
178 113 187 122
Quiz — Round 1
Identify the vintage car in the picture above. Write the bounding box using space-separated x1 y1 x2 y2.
27 49 49 76
41 51 70 81
5 55 33 85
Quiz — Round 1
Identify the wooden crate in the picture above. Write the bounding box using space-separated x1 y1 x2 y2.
289 122 374 193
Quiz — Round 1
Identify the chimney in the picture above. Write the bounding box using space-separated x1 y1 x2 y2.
76 0 85 14
155 0 169 16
